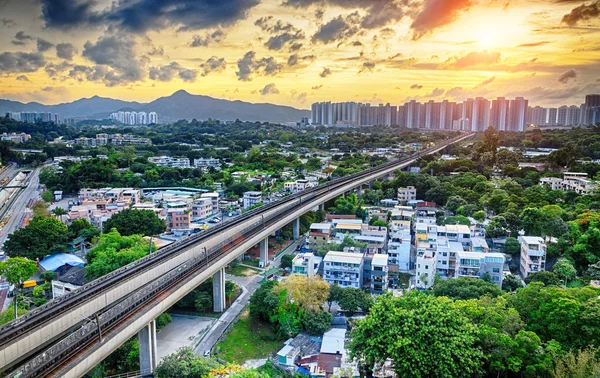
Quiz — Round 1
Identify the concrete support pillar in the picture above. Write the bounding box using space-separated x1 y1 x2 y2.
357 186 363 197
259 238 269 268
318 203 324 211
292 218 300 240
213 268 226 313
368 181 373 189
138 320 158 373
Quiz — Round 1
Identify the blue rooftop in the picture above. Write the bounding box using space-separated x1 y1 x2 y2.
39 254 85 272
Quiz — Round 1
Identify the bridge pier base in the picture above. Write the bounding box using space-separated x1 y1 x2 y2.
318 203 324 211
138 320 157 374
213 268 226 313
292 218 300 240
357 186 363 197
259 238 269 268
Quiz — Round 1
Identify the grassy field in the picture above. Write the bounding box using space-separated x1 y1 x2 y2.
226 265 261 277
215 309 283 364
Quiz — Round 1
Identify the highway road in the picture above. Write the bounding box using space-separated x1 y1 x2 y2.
0 164 16 184
0 168 41 247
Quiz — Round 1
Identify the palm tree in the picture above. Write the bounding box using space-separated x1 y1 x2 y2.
52 207 67 223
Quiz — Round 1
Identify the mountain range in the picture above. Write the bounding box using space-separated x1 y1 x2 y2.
0 90 310 123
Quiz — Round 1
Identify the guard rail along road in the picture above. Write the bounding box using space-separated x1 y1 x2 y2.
0 132 474 378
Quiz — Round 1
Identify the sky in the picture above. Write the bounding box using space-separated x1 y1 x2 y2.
0 0 599 109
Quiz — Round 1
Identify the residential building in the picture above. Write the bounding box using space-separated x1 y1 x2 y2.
284 179 318 193
519 236 546 278
194 158 221 172
415 247 436 289
201 192 220 212
540 172 597 195
397 186 417 203
323 251 363 288
191 198 213 220
1 132 31 143
369 254 388 294
387 228 411 271
456 251 505 286
51 266 89 299
242 191 262 210
148 156 190 168
414 202 437 227
167 208 191 231
292 253 322 277
308 223 332 248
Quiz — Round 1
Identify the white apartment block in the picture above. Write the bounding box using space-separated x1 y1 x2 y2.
518 236 547 278
397 186 417 203
194 158 221 171
435 238 463 279
540 172 597 195
148 156 190 168
242 191 263 209
292 252 322 278
323 251 363 288
456 251 505 286
387 228 411 271
370 254 388 294
284 179 318 193
200 192 219 211
416 248 436 289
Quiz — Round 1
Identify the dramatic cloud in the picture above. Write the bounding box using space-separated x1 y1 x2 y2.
149 62 198 82
201 56 227 76
287 54 316 67
190 29 225 47
312 12 361 44
474 76 496 88
16 75 29 81
312 85 323 90
558 69 577 83
255 17 305 50
55 43 77 60
283 0 406 29
320 67 332 77
82 34 146 86
425 87 445 97
517 41 551 47
411 84 423 89
359 61 376 73
259 83 279 95
1 19 16 28
37 38 54 52
0 52 45 73
236 51 283 81
452 51 501 69
562 1 600 26
12 31 34 45
41 0 260 33
411 0 473 40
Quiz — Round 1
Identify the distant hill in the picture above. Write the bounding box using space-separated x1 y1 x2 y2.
1 90 310 123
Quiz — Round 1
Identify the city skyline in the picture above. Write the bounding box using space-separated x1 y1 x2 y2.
0 1 599 108
310 94 600 129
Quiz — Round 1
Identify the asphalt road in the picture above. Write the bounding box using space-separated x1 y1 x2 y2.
0 167 41 247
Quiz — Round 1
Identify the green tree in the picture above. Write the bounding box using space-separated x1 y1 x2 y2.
553 258 577 284
194 292 213 313
103 209 166 236
327 283 343 311
433 277 502 300
40 270 57 281
553 347 600 378
524 271 561 286
586 261 600 280
0 257 38 319
501 274 523 292
249 280 279 322
155 347 220 378
280 254 294 270
338 287 373 314
441 215 471 226
472 210 486 223
331 194 363 217
32 200 50 218
4 216 68 260
67 218 100 241
52 206 67 223
85 229 154 280
301 310 333 335
350 293 483 378
41 189 54 203
505 237 521 256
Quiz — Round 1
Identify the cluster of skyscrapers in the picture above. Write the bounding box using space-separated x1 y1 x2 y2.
4 112 60 124
109 111 158 125
310 94 600 131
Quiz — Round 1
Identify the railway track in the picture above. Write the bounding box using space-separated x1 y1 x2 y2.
0 133 474 377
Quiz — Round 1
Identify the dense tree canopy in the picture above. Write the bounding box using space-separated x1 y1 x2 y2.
103 209 166 237
4 216 68 260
